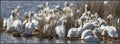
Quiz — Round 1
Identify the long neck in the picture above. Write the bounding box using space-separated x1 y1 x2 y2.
16 15 20 20
85 7 87 13
28 15 31 22
46 5 49 9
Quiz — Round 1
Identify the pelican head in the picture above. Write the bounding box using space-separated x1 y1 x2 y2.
16 5 20 12
64 2 69 7
50 9 54 14
37 5 43 10
62 19 67 25
107 14 113 20
77 10 80 13
24 12 29 20
17 6 20 9
84 4 88 13
70 3 73 7
85 4 88 8
91 14 94 18
87 11 90 14
55 5 60 10
15 6 20 16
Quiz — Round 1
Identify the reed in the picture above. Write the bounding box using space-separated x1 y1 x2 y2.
36 1 120 39
0 16 3 27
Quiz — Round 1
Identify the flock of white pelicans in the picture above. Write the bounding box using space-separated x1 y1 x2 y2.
1 2 120 42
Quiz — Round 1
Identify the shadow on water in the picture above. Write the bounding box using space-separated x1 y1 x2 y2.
0 32 120 43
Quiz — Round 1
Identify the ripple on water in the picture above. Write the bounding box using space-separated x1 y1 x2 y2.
1 32 120 43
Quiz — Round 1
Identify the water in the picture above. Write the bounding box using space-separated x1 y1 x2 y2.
1 1 120 43
1 1 79 18
0 32 119 43
0 32 84 43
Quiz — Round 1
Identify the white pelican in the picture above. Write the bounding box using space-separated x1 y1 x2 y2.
11 16 23 33
10 6 23 33
44 2 50 16
31 19 39 29
69 3 74 24
67 19 83 37
78 21 99 37
63 2 71 16
77 18 84 36
102 26 118 41
67 28 78 37
81 29 93 39
6 10 16 32
82 4 88 16
107 14 113 20
87 11 91 17
37 5 44 14
31 11 40 29
24 11 34 35
44 14 51 24
107 14 113 25
76 10 81 25
54 5 62 18
14 6 20 16
81 29 100 42
84 11 92 23
90 14 94 19
97 17 106 25
107 26 118 37
99 25 107 34
23 12 29 29
80 4 89 25
67 26 83 37
55 20 66 39
82 22 98 30
77 17 83 27
37 5 45 20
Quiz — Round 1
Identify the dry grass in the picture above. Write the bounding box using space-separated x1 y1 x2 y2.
75 1 120 40
27 1 120 40
0 16 3 27
0 16 4 34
